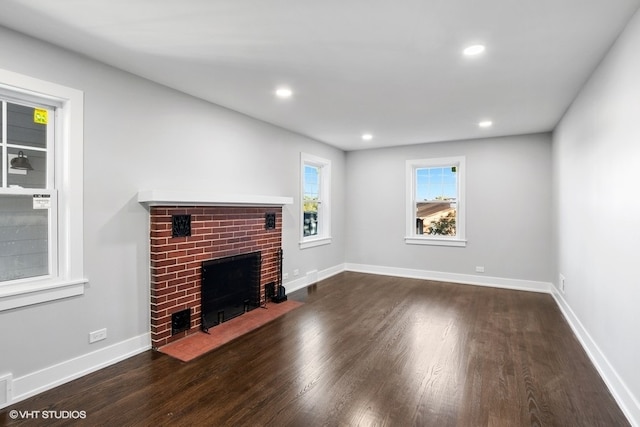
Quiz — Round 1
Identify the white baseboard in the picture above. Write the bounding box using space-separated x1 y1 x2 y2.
345 263 552 293
284 263 346 294
4 333 151 409
551 290 639 427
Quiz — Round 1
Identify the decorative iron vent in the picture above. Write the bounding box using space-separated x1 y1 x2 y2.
265 212 276 230
171 308 191 335
172 214 191 237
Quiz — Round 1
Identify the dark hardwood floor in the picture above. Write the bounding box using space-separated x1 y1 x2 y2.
1 272 629 426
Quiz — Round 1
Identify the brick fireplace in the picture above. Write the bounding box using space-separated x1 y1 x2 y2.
140 192 291 349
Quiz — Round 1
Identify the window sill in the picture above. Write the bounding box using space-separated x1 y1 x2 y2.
299 236 332 249
405 236 467 247
0 278 87 312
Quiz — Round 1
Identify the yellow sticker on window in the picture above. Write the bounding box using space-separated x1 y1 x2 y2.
34 108 48 124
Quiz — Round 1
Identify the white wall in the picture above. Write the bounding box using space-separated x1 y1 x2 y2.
553 8 640 423
345 133 553 287
0 26 345 403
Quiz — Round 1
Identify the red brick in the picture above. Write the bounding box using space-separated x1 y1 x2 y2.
177 282 199 292
154 329 171 341
176 295 197 306
167 250 188 259
151 252 168 261
151 244 178 253
176 242 196 250
151 258 177 268
155 300 182 312
155 272 177 283
177 269 197 279
166 264 186 274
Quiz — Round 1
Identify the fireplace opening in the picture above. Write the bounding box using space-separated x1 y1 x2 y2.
201 251 261 332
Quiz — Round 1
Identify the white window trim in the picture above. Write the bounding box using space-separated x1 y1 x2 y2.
405 156 466 247
299 152 332 249
0 68 86 311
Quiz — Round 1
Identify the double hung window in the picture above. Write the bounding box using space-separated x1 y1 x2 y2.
1 98 56 282
300 153 331 249
405 156 466 247
0 69 85 311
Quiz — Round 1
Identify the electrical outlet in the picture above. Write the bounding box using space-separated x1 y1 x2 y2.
475 266 485 273
559 274 566 294
283 272 289 280
293 269 299 276
89 328 107 343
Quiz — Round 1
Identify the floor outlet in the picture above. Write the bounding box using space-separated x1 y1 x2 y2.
89 328 107 343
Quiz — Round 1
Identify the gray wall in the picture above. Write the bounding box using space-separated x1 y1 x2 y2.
553 7 640 416
0 26 345 381
2 7 640 418
345 133 553 283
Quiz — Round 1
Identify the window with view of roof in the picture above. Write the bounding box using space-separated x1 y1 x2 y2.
405 156 466 247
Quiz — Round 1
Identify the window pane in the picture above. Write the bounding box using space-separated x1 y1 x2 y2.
303 210 318 237
304 165 319 198
7 147 47 188
0 194 49 282
303 165 319 237
416 167 457 201
7 103 47 149
415 165 457 236
416 202 457 236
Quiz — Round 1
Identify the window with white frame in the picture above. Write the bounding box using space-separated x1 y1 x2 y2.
300 153 331 249
0 69 85 311
1 99 55 282
405 156 466 247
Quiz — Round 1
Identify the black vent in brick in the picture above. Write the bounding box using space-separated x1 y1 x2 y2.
265 212 276 230
171 308 191 335
172 214 191 237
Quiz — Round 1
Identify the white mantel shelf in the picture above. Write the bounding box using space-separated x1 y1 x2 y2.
137 190 293 207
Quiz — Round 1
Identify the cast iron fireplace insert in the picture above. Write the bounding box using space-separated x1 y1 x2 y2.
200 251 261 332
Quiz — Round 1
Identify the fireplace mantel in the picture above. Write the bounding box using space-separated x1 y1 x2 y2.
138 190 293 207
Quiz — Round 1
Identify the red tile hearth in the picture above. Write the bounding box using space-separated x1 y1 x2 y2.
159 300 303 362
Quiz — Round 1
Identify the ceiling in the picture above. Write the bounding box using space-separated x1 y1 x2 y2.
0 1 638 151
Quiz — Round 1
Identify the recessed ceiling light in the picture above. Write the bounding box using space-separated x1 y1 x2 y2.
362 133 373 141
478 120 493 128
463 44 486 56
275 87 293 98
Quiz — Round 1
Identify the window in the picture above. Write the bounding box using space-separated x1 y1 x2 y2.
300 153 331 249
1 100 55 282
405 156 466 247
0 69 85 311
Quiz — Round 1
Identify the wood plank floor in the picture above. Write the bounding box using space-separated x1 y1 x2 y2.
1 272 629 426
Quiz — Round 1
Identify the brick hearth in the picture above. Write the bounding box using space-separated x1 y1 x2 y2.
149 206 282 348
